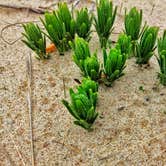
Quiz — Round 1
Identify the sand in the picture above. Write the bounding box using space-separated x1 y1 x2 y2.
0 0 166 165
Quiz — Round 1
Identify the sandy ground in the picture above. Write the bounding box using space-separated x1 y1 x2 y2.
0 0 166 165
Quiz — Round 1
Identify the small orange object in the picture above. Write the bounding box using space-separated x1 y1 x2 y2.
46 43 56 53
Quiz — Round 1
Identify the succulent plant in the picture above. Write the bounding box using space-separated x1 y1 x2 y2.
22 23 49 59
115 33 131 57
124 7 143 41
70 37 91 72
78 77 99 95
94 0 117 48
71 37 100 81
157 30 166 85
83 54 100 81
124 7 143 56
136 26 159 64
102 48 127 86
75 8 93 41
62 86 98 131
77 77 98 108
157 50 166 86
158 30 166 54
41 12 68 55
41 2 75 55
57 2 76 40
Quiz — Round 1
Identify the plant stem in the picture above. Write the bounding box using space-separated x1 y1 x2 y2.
131 40 136 57
99 37 107 48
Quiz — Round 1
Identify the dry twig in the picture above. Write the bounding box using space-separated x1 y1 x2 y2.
63 77 66 98
26 52 35 166
0 21 39 45
0 4 46 14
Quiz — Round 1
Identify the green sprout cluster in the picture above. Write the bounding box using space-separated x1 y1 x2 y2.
75 8 93 41
115 33 131 56
71 37 100 81
157 30 166 85
102 48 127 86
94 0 117 48
65 33 131 130
21 0 166 131
72 34 130 87
22 2 93 57
41 2 75 55
124 7 159 65
22 23 49 60
22 0 118 57
136 26 159 64
124 7 143 56
62 78 98 131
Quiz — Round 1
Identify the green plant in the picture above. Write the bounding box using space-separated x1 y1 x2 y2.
57 2 76 40
41 2 75 55
70 37 91 72
78 77 98 94
158 30 166 54
102 48 127 86
71 37 100 81
156 50 166 86
115 33 131 57
124 7 143 55
83 54 100 81
62 87 98 131
77 77 98 108
157 30 166 85
75 8 93 41
136 26 159 64
94 0 117 48
22 23 49 59
41 12 68 55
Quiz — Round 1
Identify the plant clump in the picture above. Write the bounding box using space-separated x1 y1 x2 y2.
124 7 143 56
62 78 99 131
135 26 159 64
21 2 166 131
75 8 93 41
41 2 75 55
83 54 100 81
157 30 166 85
70 37 91 71
71 37 100 81
94 0 117 48
22 23 49 60
115 33 131 58
102 48 127 86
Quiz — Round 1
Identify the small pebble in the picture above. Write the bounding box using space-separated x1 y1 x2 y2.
160 93 165 96
144 96 150 102
118 106 125 111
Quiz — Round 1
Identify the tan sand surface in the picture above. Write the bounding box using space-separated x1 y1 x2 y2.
0 0 166 165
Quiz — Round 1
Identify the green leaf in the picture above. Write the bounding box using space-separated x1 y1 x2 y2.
86 107 95 122
62 100 80 120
